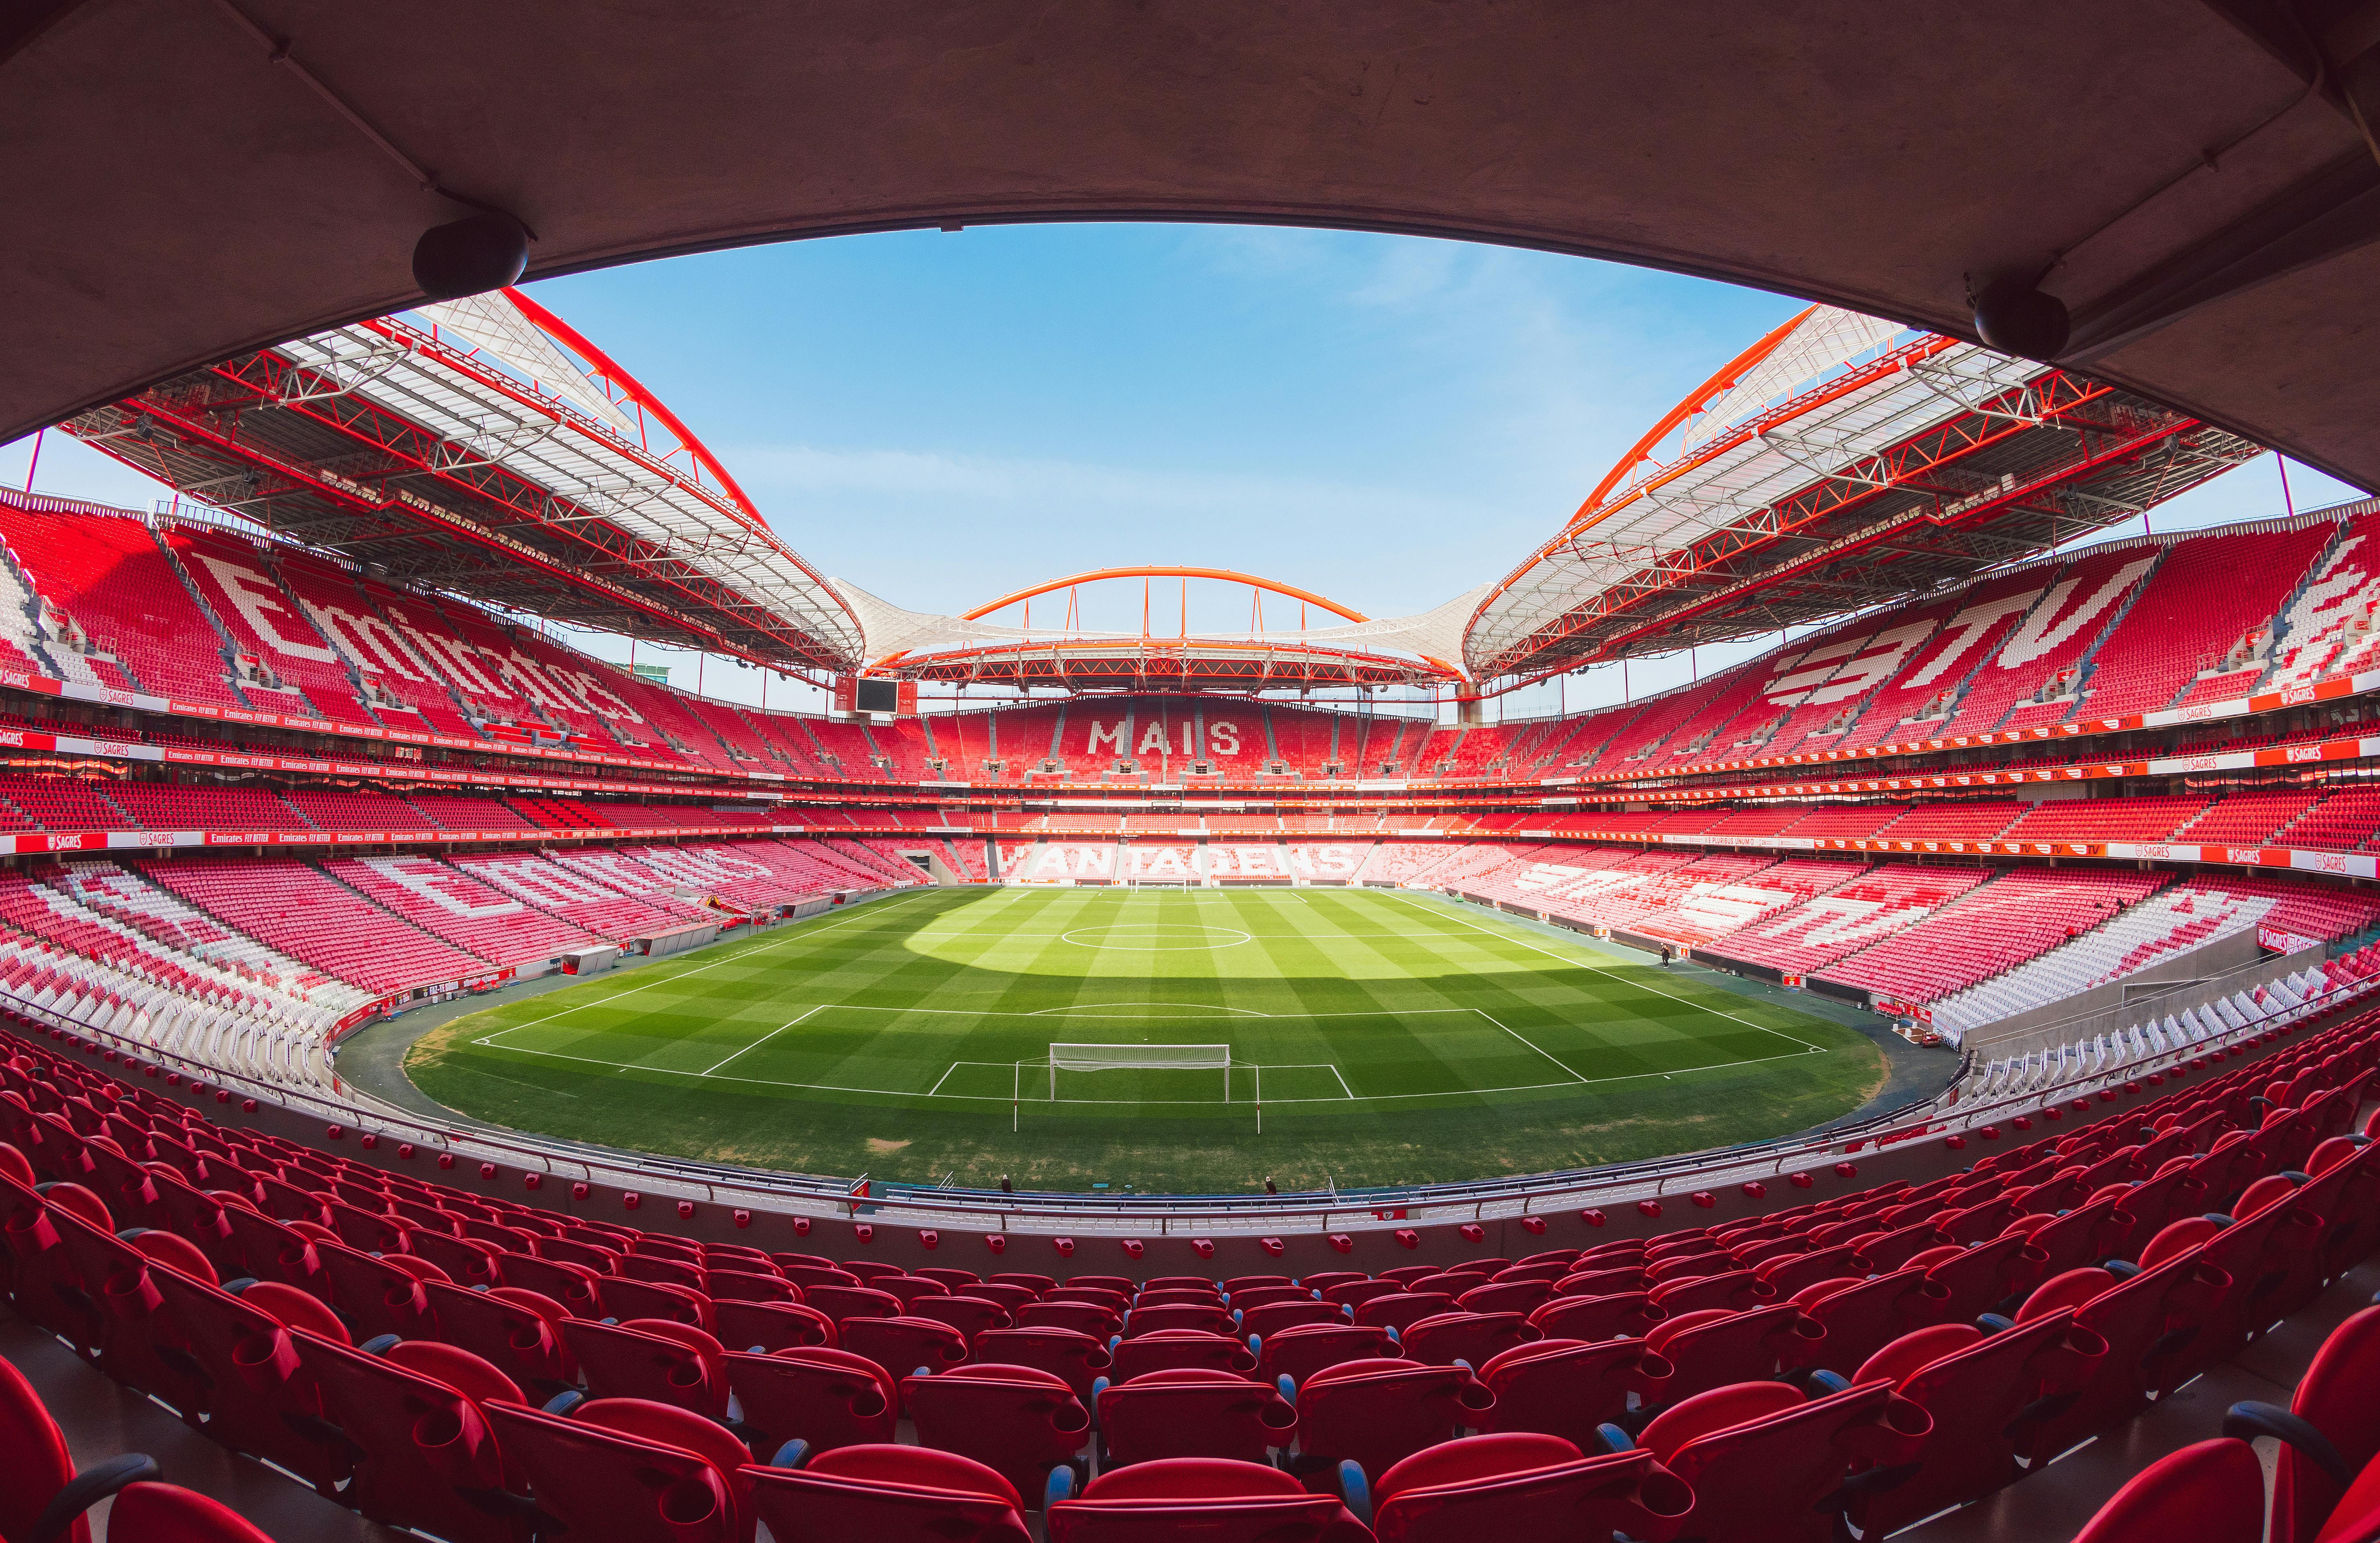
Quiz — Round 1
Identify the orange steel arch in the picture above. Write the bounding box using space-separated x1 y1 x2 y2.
960 567 1369 624
503 287 769 533
1566 303 1815 535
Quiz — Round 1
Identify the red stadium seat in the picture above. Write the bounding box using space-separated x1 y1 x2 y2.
1110 1327 1259 1382
1368 1434 1694 1543
1285 1357 1496 1485
1479 1336 1672 1446
971 1327 1113 1402
900 1364 1091 1501
2069 1439 2266 1543
1095 1368 1298 1466
558 1317 729 1419
481 1396 751 1543
1637 1377 1931 1543
0 1353 158 1543
1047 1457 1367 1543
723 1346 899 1458
744 1445 1032 1543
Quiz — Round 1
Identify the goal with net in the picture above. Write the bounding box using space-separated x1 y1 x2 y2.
1048 1043 1232 1072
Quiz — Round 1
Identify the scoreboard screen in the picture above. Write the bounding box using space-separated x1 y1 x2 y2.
833 676 915 715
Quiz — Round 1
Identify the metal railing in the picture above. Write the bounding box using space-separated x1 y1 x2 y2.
18 944 2366 1237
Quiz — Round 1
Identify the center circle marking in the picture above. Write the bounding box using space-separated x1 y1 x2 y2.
1059 923 1254 951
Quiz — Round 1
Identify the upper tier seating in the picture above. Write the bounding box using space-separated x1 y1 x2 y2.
270 554 479 739
803 718 883 778
135 856 493 993
362 578 538 733
2264 511 2380 693
168 530 378 726
0 501 246 705
2081 523 2333 717
1824 574 2051 747
1269 704 1348 775
1938 545 2162 735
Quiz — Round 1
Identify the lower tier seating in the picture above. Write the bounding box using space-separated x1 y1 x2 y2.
3 1001 2376 1543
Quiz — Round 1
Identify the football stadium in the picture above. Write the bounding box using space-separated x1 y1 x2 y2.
8 8 2380 1542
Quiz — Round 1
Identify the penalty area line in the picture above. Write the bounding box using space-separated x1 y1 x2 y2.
701 1005 824 1077
471 891 932 1050
1391 891 1830 1054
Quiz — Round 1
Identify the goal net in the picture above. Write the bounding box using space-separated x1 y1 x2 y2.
1048 1043 1232 1072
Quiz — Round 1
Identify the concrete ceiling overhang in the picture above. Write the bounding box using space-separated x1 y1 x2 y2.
5 1 2379 495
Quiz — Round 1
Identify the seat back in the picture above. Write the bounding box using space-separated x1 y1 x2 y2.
900 1365 1091 1500
1296 1358 1494 1482
1049 1457 1364 1543
292 1335 527 1543
2071 1438 2265 1543
1254 1323 1399 1388
1112 1329 1258 1382
1097 1370 1297 1466
1527 1290 1663 1343
2274 1304 2380 1543
841 1315 971 1394
1643 1379 1931 1543
480 1398 745 1543
711 1297 838 1354
743 1450 1031 1543
971 1327 1112 1402
1645 1302 1825 1403
558 1318 728 1419
1399 1311 1535 1368
1370 1441 1694 1543
724 1346 899 1455
1478 1337 1670 1445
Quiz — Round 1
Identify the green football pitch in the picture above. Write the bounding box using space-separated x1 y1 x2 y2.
403 887 1883 1193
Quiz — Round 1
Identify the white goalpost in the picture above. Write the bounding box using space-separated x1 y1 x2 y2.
1046 1042 1234 1105
1048 1043 1233 1072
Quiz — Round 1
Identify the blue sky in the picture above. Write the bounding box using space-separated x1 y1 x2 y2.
2 225 2360 719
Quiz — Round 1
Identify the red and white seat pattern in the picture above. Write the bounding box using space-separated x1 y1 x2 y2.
1704 864 1993 975
135 857 493 995
1813 868 2166 1010
322 856 597 966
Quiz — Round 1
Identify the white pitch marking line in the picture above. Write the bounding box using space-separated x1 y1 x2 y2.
1472 1007 1591 1084
1329 1065 1355 1099
479 1040 1811 1107
701 1005 824 1077
1391 891 1828 1053
472 891 932 1047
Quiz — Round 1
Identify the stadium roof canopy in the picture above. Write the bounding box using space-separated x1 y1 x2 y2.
1462 306 2261 687
4 2 2378 504
64 291 864 676
838 567 1476 693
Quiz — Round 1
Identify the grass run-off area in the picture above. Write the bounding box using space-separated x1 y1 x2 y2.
403 887 1885 1194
